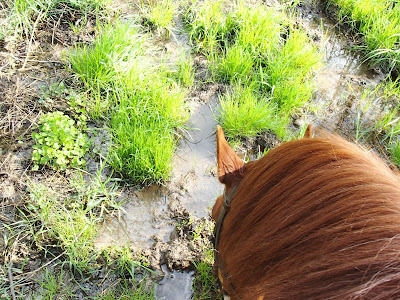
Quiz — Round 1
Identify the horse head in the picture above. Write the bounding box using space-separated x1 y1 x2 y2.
213 125 400 299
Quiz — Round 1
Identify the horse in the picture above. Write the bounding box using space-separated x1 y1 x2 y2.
212 125 400 299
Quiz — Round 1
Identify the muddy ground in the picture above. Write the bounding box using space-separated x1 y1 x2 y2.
0 0 398 298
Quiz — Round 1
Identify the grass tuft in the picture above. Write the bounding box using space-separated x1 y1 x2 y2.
70 20 188 184
142 0 180 31
327 0 400 78
218 83 286 139
25 171 121 273
184 0 322 139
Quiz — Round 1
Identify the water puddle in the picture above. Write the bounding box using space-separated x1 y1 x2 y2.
296 2 385 134
171 98 222 217
155 265 194 300
95 98 222 249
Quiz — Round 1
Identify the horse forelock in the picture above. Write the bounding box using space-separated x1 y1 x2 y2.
217 133 400 299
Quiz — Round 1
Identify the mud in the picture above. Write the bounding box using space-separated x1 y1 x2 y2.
292 1 388 145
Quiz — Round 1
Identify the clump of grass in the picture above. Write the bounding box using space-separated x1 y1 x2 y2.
1 0 106 40
142 0 180 31
192 249 221 300
70 20 188 184
184 0 240 54
172 51 195 88
217 83 286 138
25 171 121 273
214 44 255 83
69 22 146 96
327 0 400 77
184 0 322 139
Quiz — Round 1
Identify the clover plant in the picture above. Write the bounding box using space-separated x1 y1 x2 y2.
32 111 88 170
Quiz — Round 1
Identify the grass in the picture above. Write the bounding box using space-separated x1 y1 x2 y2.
327 0 400 77
172 51 196 88
184 0 322 140
24 170 121 273
36 268 73 299
141 0 180 32
69 22 147 99
99 280 155 300
349 78 400 166
192 249 221 300
6 172 155 298
217 83 286 138
1 0 106 40
70 20 189 184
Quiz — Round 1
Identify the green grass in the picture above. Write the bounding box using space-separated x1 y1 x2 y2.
192 249 221 300
99 280 155 300
327 0 400 77
389 140 400 166
172 51 196 88
69 22 147 99
184 0 322 140
24 171 121 273
1 0 106 40
349 78 400 167
98 245 155 299
70 20 188 184
217 83 286 138
35 268 73 299
142 0 180 31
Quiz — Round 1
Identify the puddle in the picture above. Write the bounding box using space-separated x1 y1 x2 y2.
155 265 194 300
171 97 222 218
295 2 385 135
95 98 221 248
95 16 222 250
95 186 174 248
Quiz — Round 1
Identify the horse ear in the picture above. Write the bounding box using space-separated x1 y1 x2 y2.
217 125 245 185
304 124 312 138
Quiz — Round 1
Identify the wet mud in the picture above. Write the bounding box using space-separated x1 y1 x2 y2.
296 1 387 141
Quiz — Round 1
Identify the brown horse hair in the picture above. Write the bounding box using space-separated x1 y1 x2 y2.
215 130 400 299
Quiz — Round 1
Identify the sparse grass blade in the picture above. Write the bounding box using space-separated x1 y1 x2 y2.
192 249 221 300
25 172 122 274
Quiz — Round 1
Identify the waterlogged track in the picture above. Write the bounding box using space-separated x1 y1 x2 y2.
298 3 386 137
95 98 222 248
95 3 390 297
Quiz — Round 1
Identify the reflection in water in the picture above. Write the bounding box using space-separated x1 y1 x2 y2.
172 97 223 217
155 265 194 300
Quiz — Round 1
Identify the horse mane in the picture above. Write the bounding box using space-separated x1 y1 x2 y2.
218 131 400 299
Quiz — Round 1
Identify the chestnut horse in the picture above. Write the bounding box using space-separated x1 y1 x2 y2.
212 125 400 299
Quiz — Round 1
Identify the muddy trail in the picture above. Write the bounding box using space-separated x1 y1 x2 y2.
0 0 398 298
